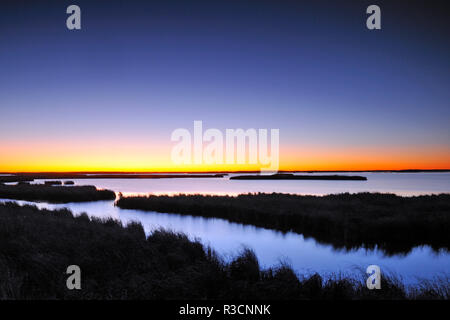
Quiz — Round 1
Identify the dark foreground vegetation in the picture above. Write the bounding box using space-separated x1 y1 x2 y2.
0 202 448 300
230 173 367 180
0 184 115 203
117 193 450 254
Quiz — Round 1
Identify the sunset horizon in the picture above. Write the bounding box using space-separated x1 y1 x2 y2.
2 1 449 175
2 167 450 174
1 0 449 308
2 138 449 172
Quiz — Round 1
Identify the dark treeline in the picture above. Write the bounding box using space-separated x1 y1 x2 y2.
0 184 115 203
116 193 450 254
0 202 447 300
0 173 225 183
230 174 367 180
2 171 448 184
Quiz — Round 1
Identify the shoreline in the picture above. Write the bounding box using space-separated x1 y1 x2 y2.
1 169 449 175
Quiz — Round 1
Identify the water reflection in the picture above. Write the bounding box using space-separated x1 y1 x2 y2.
2 198 449 284
31 172 450 197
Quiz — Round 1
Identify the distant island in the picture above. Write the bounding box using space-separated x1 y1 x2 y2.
0 173 226 183
230 173 367 181
1 170 449 184
0 184 115 203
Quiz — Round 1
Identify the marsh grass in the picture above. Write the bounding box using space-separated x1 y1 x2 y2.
0 184 116 203
116 192 450 254
0 202 448 300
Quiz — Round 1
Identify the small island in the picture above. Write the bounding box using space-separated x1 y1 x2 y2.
230 173 367 181
0 184 116 203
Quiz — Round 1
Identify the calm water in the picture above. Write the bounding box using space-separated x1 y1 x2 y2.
4 172 450 284
35 172 450 196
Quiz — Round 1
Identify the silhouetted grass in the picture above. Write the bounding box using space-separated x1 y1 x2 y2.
0 202 447 300
0 184 116 203
116 193 450 254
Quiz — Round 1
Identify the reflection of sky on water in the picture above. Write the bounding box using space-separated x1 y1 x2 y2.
33 172 450 197
2 193 449 285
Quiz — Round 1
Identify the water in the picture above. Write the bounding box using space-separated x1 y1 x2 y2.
3 172 450 284
34 172 450 196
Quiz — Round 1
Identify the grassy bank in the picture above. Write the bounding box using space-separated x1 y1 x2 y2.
0 184 116 203
116 193 450 254
0 202 447 300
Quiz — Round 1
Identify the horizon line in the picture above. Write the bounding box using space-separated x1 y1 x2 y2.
2 169 450 174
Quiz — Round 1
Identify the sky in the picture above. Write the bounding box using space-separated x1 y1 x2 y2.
0 0 449 172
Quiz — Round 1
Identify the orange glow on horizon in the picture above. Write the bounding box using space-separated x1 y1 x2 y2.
0 140 449 173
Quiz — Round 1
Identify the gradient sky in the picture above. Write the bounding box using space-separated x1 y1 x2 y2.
0 0 449 172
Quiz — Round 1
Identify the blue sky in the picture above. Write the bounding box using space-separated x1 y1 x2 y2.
0 0 449 171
